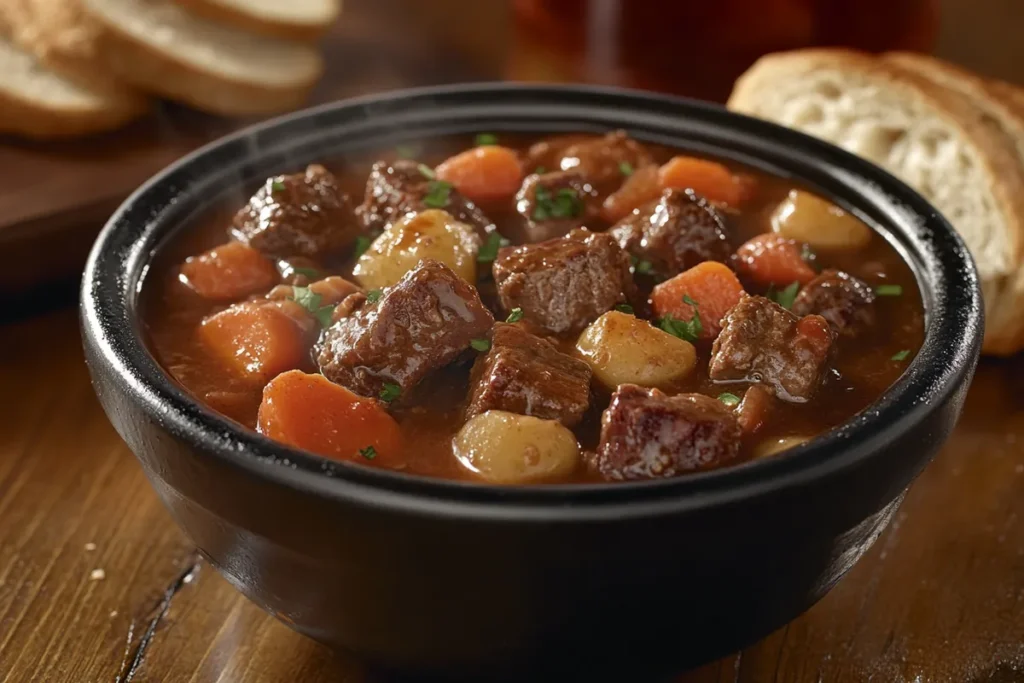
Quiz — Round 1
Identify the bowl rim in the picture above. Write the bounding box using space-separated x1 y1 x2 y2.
81 82 983 521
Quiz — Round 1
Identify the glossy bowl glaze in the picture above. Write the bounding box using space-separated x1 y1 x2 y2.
81 84 982 682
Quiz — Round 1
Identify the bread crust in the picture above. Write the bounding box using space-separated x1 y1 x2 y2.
170 0 338 42
0 85 142 138
729 48 1024 355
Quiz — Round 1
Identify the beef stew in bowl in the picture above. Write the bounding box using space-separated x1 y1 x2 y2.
144 131 924 485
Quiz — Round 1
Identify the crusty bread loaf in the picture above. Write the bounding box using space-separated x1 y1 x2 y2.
171 0 340 41
728 49 1024 355
80 0 324 116
0 34 146 139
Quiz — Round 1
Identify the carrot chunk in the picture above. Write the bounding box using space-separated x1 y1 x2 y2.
601 164 661 223
658 156 745 206
435 145 524 204
198 301 313 384
650 261 746 339
179 241 278 301
258 370 402 462
734 234 817 288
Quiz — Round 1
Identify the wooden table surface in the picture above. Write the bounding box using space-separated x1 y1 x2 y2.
3 2 1024 682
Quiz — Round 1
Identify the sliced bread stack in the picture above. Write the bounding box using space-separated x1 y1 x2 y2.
0 0 336 139
728 49 1024 356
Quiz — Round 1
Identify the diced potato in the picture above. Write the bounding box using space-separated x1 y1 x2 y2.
453 410 580 484
771 190 872 250
575 311 697 390
754 435 812 459
353 209 480 289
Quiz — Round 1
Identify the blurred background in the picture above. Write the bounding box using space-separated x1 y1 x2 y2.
1 0 1020 313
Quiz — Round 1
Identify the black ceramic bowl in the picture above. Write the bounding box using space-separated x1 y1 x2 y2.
81 84 982 682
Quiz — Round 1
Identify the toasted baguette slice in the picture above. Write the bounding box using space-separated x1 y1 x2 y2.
80 0 324 116
0 34 145 138
171 0 340 41
728 49 1024 355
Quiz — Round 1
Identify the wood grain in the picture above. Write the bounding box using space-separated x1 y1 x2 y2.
0 308 1021 682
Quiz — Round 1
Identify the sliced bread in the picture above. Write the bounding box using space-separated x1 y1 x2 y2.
0 34 145 138
80 0 324 116
171 0 340 42
727 49 1024 355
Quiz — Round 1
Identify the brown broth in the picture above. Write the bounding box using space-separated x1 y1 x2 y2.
142 133 925 483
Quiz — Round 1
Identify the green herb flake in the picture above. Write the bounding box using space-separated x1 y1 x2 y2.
417 163 436 179
292 266 320 279
270 179 286 192
423 180 453 208
395 144 420 159
470 338 491 352
875 284 904 297
379 383 401 404
891 349 911 361
718 392 741 407
800 242 819 268
768 281 800 310
506 307 524 323
475 133 498 146
534 166 547 174
477 232 510 264
531 185 582 221
614 304 634 314
289 285 335 328
353 235 373 260
618 161 634 177
366 289 383 304
359 446 377 460
634 258 655 275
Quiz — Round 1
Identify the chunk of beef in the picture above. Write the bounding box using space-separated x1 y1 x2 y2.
736 385 774 436
791 270 876 338
710 295 833 402
467 323 592 427
524 134 592 173
317 260 494 400
231 165 360 259
559 130 654 193
493 228 634 335
356 160 493 236
611 188 732 276
596 384 741 481
515 170 600 242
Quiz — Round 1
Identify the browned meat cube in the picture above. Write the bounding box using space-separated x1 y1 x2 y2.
610 188 732 276
493 229 634 335
559 130 654 193
596 385 741 480
231 165 360 259
710 295 833 402
467 323 592 427
356 159 493 236
317 260 494 400
524 134 592 173
514 170 600 242
791 270 876 338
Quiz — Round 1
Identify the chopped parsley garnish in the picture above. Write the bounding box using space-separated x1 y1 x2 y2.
292 266 320 279
659 297 702 342
470 338 491 352
532 185 582 221
423 180 453 208
534 166 546 174
417 163 436 179
633 258 655 275
366 289 383 304
379 383 401 403
891 349 911 361
718 392 741 407
353 235 373 260
475 133 498 146
289 285 335 328
875 284 903 297
768 281 800 309
506 307 524 323
395 144 420 159
614 303 634 314
359 446 377 460
618 161 634 177
270 179 286 192
477 232 510 263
